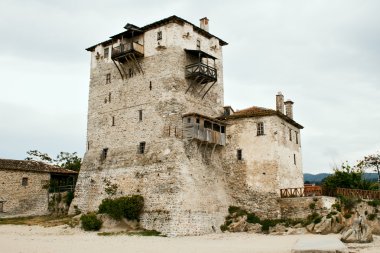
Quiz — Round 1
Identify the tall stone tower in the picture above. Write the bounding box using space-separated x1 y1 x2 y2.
71 16 231 236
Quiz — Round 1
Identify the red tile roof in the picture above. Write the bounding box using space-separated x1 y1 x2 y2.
0 159 78 175
218 106 304 129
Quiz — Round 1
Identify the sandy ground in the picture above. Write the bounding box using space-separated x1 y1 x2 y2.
0 225 380 253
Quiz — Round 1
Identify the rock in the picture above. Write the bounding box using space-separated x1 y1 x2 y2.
306 223 315 232
314 217 332 234
288 227 307 235
228 215 247 232
331 214 345 233
98 214 140 233
341 214 373 243
269 223 287 235
246 223 262 233
293 223 303 228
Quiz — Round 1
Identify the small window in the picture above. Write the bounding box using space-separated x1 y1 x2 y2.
204 120 212 129
187 118 191 123
104 47 109 59
296 132 299 144
106 73 111 84
149 81 152 91
289 129 292 141
294 154 296 165
139 142 146 154
237 149 242 160
138 110 143 121
196 118 200 124
22 177 28 186
87 141 90 151
0 201 3 212
108 92 111 103
257 122 264 136
221 126 225 134
129 68 134 78
101 148 108 160
112 116 115 126
196 39 201 50
157 31 162 41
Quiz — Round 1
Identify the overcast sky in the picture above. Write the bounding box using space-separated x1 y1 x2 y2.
0 0 379 174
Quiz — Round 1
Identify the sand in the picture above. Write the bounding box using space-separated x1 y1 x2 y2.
0 225 379 253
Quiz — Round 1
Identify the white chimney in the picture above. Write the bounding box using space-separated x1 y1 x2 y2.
276 92 284 114
200 17 209 32
284 100 294 119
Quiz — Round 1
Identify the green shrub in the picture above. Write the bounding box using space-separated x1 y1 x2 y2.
326 213 332 219
220 224 228 232
330 211 338 215
368 200 380 207
247 213 260 224
344 213 352 219
339 196 357 211
228 206 240 214
80 213 102 231
98 195 144 220
314 217 322 224
367 213 377 221
309 203 316 210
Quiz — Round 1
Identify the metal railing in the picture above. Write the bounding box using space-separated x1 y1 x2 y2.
112 42 144 58
185 62 217 80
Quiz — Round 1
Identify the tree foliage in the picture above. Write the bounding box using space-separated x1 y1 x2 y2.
25 150 81 171
357 151 380 189
322 162 373 192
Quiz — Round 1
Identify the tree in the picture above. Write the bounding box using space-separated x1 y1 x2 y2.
322 162 372 193
25 150 81 171
357 152 380 190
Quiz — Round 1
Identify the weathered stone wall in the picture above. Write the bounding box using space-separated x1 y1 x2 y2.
280 196 336 219
0 170 49 217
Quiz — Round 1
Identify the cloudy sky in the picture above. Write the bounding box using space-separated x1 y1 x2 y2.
0 0 379 174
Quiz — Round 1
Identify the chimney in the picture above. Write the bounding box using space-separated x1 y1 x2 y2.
284 100 294 119
276 92 284 114
200 17 209 32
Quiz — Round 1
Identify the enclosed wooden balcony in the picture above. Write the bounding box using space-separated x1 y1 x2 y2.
111 42 144 61
183 113 226 146
185 62 217 84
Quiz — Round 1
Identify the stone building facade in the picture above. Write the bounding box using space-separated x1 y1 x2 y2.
0 159 77 217
71 15 304 236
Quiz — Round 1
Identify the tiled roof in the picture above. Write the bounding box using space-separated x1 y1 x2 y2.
0 159 78 175
218 106 304 129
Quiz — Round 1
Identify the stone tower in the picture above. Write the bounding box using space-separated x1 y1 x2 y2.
70 16 231 236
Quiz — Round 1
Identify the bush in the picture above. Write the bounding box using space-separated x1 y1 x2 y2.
98 195 144 220
228 206 240 214
309 203 316 210
330 211 338 215
367 213 377 221
344 213 352 219
247 213 260 224
314 217 322 224
65 191 74 206
339 196 357 211
332 203 341 212
368 200 380 207
220 224 228 232
80 213 102 231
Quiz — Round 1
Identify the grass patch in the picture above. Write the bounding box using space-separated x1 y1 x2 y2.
0 215 75 227
367 213 377 221
368 200 380 207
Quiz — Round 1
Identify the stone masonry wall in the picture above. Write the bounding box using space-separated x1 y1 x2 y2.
0 170 49 217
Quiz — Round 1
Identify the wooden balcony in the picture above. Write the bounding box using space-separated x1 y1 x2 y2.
111 42 144 61
185 62 217 84
184 123 225 146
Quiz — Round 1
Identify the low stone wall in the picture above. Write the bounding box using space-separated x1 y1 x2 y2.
279 196 336 220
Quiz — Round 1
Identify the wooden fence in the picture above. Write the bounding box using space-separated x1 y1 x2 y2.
280 186 322 198
336 188 380 200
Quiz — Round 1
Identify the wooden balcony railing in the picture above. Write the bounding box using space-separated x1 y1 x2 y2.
185 62 217 83
336 188 380 200
111 42 144 59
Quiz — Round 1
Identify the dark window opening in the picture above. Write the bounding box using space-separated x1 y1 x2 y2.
221 126 225 134
196 39 201 50
149 81 152 90
187 117 191 123
129 68 134 78
257 122 264 136
296 132 299 144
204 120 212 129
112 116 115 126
22 177 28 186
0 202 3 212
106 73 111 84
213 124 220 132
289 129 292 141
196 118 200 124
87 141 90 151
294 154 296 165
237 149 242 160
109 92 111 103
139 142 146 154
101 148 108 160
138 110 143 121
104 47 109 59
157 31 162 41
